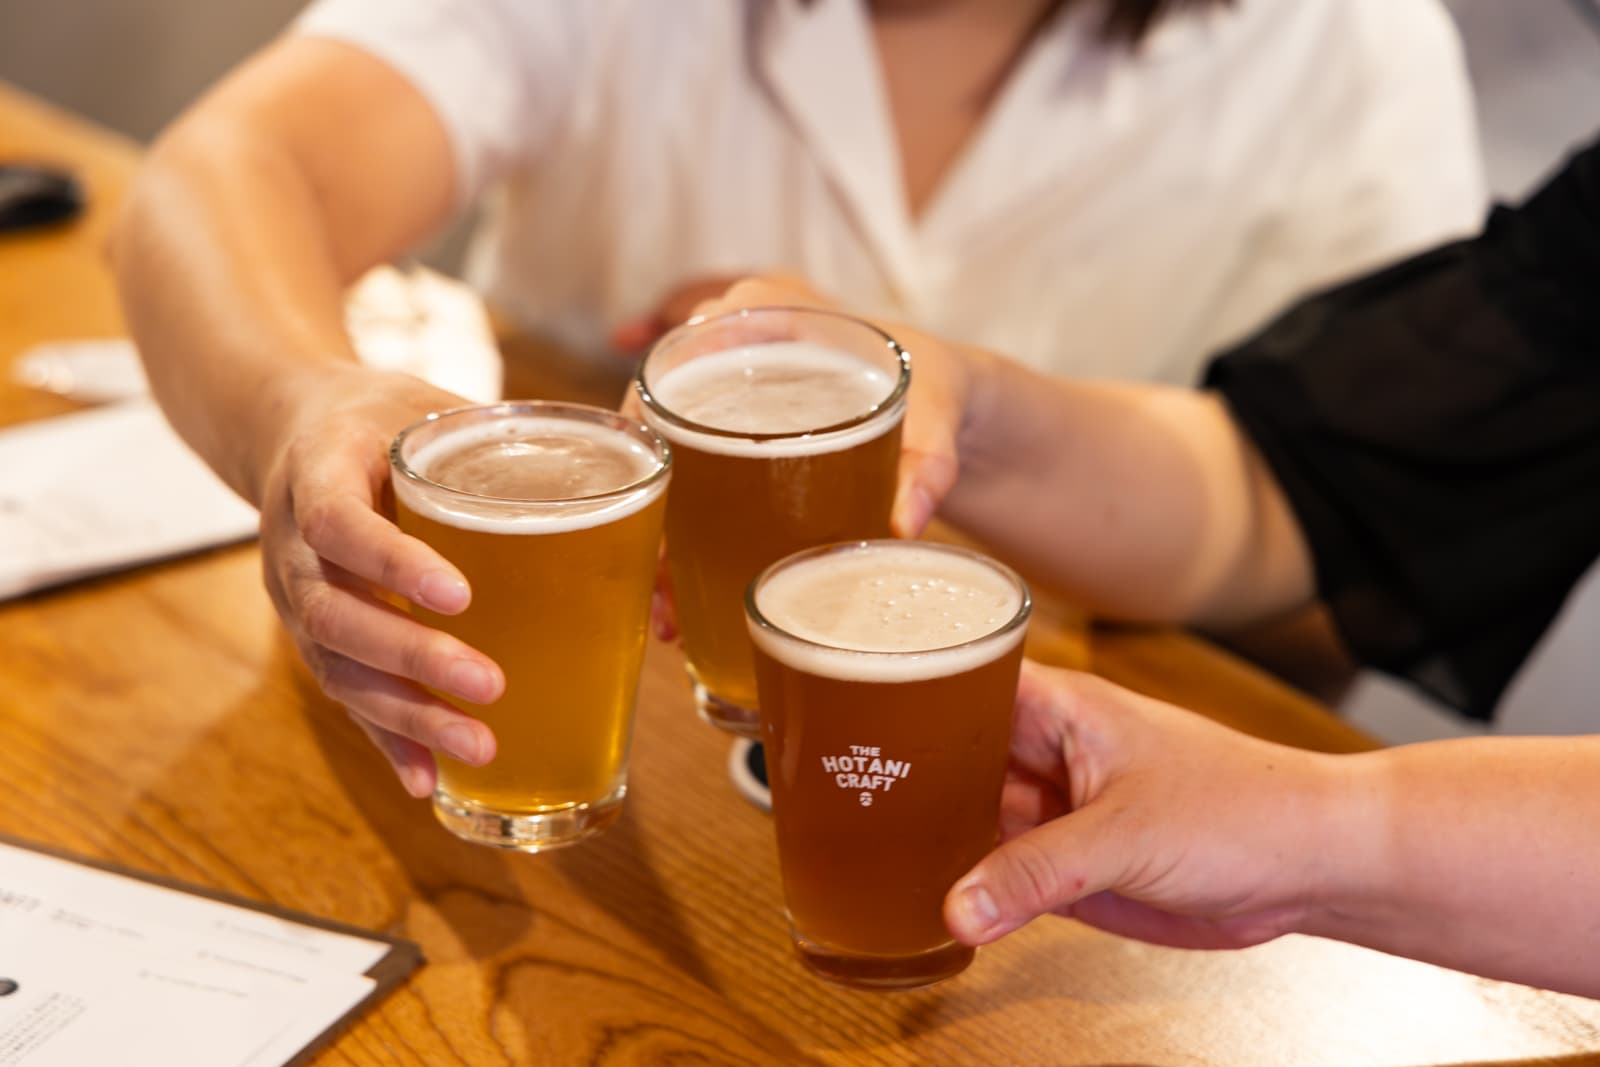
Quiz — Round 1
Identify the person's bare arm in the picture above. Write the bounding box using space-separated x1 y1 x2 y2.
1305 733 1600 996
946 664 1600 1000
696 277 1316 629
113 36 454 498
110 37 502 796
943 350 1315 627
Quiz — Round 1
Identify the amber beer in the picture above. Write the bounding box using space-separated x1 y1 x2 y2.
390 402 670 851
637 308 910 736
746 540 1031 989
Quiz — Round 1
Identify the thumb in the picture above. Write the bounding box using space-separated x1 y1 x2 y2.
889 330 968 538
944 800 1129 946
660 277 738 326
892 444 956 537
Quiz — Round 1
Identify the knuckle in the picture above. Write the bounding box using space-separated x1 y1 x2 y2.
396 633 442 686
1003 835 1072 915
298 585 345 647
304 645 352 700
374 542 412 596
295 494 340 552
398 700 444 747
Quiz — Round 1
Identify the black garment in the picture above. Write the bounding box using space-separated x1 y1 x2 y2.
1206 136 1600 721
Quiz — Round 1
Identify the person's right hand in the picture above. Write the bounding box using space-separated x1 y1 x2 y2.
627 275 977 644
944 661 1350 951
680 275 972 539
609 275 744 356
257 366 504 798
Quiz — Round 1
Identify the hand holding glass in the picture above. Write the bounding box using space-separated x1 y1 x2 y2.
746 539 1030 989
390 401 670 851
636 307 910 737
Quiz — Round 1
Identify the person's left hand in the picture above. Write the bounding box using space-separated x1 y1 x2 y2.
944 661 1350 951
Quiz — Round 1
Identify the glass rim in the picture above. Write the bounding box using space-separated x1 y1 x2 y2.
634 306 912 442
390 399 672 508
745 539 1033 659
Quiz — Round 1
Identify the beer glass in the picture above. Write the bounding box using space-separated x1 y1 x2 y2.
746 540 1031 990
390 401 671 851
636 308 910 737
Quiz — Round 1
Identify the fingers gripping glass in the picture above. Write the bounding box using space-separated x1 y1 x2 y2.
746 539 1030 990
636 306 910 739
390 401 671 851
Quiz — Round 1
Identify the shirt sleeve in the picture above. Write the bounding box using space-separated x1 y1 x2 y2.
1305 0 1488 265
295 0 601 208
1205 136 1600 720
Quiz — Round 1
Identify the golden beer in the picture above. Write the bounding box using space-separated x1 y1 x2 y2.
746 540 1030 989
390 402 670 850
637 309 910 736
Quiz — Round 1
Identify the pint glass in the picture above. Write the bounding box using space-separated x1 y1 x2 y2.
746 540 1031 990
390 401 671 851
637 308 910 737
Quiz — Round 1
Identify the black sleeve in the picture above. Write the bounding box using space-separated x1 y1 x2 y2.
1204 136 1600 721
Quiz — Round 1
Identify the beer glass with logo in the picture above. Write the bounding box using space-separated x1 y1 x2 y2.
390 401 671 851
746 539 1031 989
636 308 910 737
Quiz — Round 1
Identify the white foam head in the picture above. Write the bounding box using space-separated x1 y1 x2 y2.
641 341 904 458
393 412 668 534
748 542 1029 683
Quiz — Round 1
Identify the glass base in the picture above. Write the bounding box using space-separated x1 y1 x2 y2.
432 784 625 852
790 923 975 991
689 672 762 738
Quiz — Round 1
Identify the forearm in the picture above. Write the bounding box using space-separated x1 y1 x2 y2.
942 347 1313 625
1309 736 1600 997
109 38 456 505
112 119 360 504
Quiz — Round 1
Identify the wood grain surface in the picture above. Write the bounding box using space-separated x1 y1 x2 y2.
4 81 1599 1066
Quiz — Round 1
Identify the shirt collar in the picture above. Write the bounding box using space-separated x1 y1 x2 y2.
756 0 919 298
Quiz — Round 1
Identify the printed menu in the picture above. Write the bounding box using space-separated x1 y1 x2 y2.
0 835 420 1066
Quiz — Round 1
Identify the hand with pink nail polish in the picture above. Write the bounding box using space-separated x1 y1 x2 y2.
617 273 975 645
683 275 972 540
256 366 503 798
608 275 743 357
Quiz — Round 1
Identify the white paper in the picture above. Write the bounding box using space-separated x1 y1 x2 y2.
0 842 392 1067
10 264 503 408
1 264 504 602
0 400 260 600
0 844 389 975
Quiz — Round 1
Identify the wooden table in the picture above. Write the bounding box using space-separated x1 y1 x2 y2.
5 82 1600 1066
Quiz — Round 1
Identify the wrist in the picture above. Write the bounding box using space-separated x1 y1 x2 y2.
242 359 367 504
1294 749 1395 943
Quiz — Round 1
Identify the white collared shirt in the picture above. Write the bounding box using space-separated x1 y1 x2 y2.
299 0 1486 383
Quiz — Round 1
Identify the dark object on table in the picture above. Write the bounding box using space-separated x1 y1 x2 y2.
0 163 85 234
728 738 771 812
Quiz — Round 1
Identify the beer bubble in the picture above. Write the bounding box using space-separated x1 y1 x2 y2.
750 543 1027 683
646 342 901 457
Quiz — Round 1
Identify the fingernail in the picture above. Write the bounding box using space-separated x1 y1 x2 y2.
650 592 670 641
612 319 651 351
445 659 498 703
400 765 434 798
440 723 487 765
418 571 469 613
895 487 935 537
952 882 999 939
